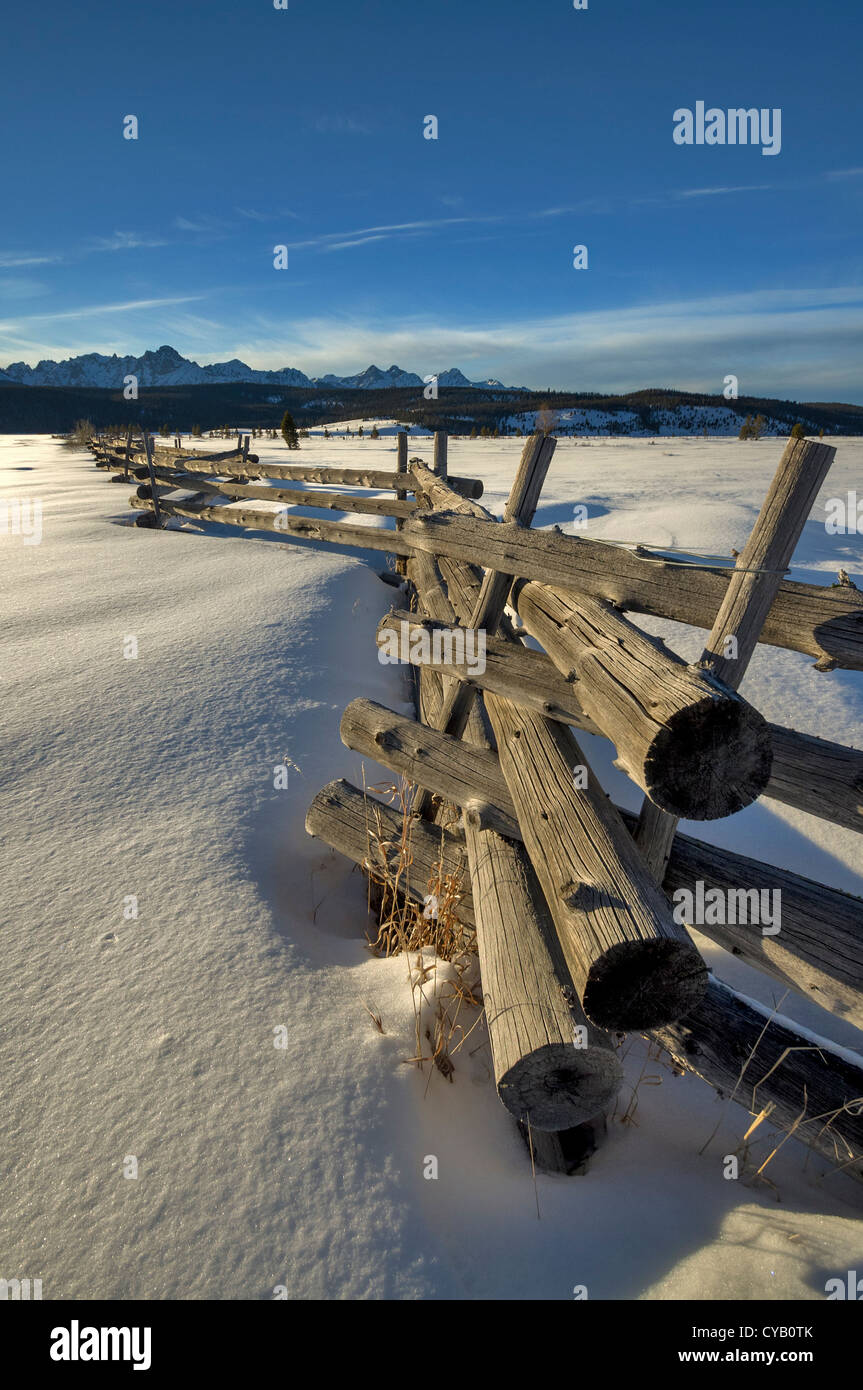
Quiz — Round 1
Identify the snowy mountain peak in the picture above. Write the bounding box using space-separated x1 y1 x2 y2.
0 346 519 391
144 344 186 364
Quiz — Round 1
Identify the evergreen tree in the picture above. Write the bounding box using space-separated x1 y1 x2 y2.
791 422 806 439
370 424 379 439
159 422 171 437
281 410 299 449
67 419 95 445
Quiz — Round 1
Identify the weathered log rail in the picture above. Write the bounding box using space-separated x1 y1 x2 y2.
92 429 482 496
333 697 863 1030
84 425 863 1183
375 609 863 837
134 467 418 519
88 427 485 547
401 512 863 672
511 580 774 820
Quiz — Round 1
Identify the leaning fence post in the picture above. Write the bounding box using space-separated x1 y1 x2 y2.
141 431 162 528
411 433 555 823
395 430 408 576
634 434 836 879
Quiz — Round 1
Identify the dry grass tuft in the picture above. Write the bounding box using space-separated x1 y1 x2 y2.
360 772 474 962
644 1008 863 1195
358 771 483 1083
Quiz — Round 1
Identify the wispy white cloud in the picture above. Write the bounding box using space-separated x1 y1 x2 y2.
321 234 394 252
825 168 863 181
173 215 229 236
0 252 62 268
676 185 774 198
86 231 170 252
235 207 299 223
0 277 50 300
0 294 206 331
287 215 493 250
280 190 797 255
528 201 610 217
285 208 580 254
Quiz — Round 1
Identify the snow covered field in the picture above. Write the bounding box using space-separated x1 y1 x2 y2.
2 429 863 1301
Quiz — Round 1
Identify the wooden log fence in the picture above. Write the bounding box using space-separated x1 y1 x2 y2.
333 697 863 1030
634 435 837 877
512 580 773 820
400 511 863 672
84 425 863 1182
134 468 418 519
410 433 556 821
392 548 624 1129
401 497 706 1033
100 445 482 496
375 609 863 837
651 979 863 1185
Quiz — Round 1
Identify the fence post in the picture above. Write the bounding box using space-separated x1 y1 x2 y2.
395 430 408 576
634 435 836 879
141 431 162 528
411 433 555 821
432 430 448 480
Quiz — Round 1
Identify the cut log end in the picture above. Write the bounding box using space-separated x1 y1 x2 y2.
583 939 708 1031
499 1043 623 1131
644 695 773 820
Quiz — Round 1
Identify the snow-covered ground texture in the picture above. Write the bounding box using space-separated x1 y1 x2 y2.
2 430 863 1301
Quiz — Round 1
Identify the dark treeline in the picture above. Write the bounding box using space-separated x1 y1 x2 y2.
0 380 860 435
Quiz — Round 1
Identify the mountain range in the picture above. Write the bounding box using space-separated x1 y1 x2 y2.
0 345 513 391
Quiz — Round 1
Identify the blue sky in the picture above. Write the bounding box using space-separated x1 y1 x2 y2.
1 0 861 399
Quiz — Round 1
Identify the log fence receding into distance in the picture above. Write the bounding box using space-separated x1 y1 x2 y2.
84 425 863 1183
